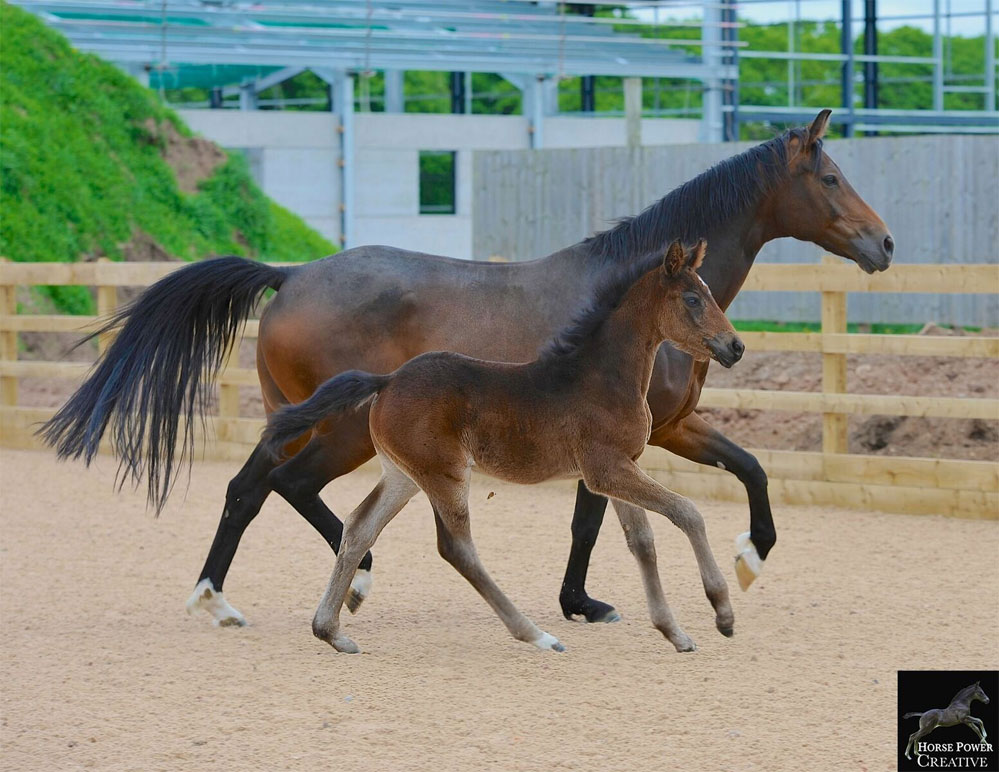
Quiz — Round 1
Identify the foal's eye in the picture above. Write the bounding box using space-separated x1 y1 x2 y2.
683 295 701 308
822 174 839 187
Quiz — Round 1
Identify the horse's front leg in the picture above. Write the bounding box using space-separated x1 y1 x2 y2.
964 717 986 742
654 412 775 590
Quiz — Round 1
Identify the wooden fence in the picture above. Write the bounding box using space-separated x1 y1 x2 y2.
1 258 997 519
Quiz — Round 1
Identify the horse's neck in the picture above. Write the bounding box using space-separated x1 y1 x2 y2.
555 198 779 315
696 206 775 312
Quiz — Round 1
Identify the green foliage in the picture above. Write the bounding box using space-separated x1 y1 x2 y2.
0 2 335 313
731 320 980 334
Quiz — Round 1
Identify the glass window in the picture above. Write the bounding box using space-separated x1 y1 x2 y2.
419 151 456 215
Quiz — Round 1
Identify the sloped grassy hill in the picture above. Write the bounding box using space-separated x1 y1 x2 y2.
0 2 335 313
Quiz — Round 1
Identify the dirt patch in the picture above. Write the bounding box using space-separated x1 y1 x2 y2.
146 117 227 195
1 449 996 772
700 332 999 461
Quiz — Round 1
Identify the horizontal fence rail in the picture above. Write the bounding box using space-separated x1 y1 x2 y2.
0 258 996 519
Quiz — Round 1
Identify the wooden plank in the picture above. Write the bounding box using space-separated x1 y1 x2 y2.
741 262 999 294
729 331 999 358
0 260 296 287
645 468 998 520
0 261 17 407
0 315 101 334
639 446 999 493
821 262 848 454
697 388 999 420
95 259 117 355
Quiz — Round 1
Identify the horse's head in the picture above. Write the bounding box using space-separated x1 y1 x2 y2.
972 681 990 705
771 109 894 274
659 239 743 368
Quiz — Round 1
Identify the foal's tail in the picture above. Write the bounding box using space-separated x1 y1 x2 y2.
38 257 290 512
903 712 925 719
262 370 390 460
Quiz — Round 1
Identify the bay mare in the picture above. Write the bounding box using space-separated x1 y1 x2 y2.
40 110 894 627
263 241 744 654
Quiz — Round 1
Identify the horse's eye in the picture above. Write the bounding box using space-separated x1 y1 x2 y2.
822 174 838 187
684 295 701 308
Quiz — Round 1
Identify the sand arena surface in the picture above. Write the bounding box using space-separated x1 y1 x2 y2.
1 448 997 771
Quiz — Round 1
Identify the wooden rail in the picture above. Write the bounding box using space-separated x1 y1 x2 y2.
0 258 996 519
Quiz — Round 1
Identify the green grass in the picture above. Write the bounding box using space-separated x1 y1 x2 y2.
732 320 982 334
0 2 335 314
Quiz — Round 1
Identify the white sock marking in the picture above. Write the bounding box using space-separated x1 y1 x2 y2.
185 578 246 627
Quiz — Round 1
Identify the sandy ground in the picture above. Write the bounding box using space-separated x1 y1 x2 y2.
1 448 997 772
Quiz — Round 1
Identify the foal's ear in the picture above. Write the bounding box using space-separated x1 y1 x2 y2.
807 109 832 148
663 239 686 276
688 239 707 271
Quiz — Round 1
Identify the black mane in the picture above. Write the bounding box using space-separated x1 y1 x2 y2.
539 247 667 362
583 128 820 262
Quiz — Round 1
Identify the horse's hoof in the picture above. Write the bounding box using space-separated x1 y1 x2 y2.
532 632 565 652
186 579 247 627
734 532 764 591
332 636 361 654
717 621 735 638
671 632 697 653
346 569 372 615
562 596 620 623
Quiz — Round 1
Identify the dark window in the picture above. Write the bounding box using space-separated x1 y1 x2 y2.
419 151 456 215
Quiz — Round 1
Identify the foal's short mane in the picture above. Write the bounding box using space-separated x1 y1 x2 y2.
953 683 981 704
539 247 669 362
583 127 821 262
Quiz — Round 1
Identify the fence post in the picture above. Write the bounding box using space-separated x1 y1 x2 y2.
821 255 848 454
96 258 117 355
218 345 240 441
0 258 17 407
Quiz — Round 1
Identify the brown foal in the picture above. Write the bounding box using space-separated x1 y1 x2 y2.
263 241 744 654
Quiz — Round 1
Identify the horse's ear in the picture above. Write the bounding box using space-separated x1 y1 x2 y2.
807 109 832 148
663 240 686 276
688 239 707 271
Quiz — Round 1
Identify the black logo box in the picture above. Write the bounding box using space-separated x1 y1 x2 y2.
898 670 998 772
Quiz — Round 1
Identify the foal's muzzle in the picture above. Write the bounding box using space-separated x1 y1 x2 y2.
707 334 744 369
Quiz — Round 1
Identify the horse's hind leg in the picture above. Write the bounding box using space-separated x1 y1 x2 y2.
268 413 378 613
427 482 564 653
187 443 277 626
583 457 733 638
611 501 695 652
559 483 621 624
311 457 418 653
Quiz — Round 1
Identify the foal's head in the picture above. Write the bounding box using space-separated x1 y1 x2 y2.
658 240 744 368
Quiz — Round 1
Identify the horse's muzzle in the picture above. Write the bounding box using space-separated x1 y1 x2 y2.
708 334 744 369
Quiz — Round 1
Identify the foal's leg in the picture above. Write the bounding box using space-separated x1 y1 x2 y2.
583 457 734 638
611 501 695 652
268 412 378 612
426 482 564 652
964 716 986 741
311 458 419 654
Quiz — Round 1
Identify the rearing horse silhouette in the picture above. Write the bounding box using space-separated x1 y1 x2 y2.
904 682 990 760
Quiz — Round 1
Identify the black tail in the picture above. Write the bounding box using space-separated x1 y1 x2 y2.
262 370 389 461
38 256 290 511
903 712 924 719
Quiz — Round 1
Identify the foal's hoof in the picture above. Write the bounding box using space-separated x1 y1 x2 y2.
734 532 764 591
186 579 247 627
532 632 566 652
346 569 372 615
716 621 735 638
331 636 361 654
